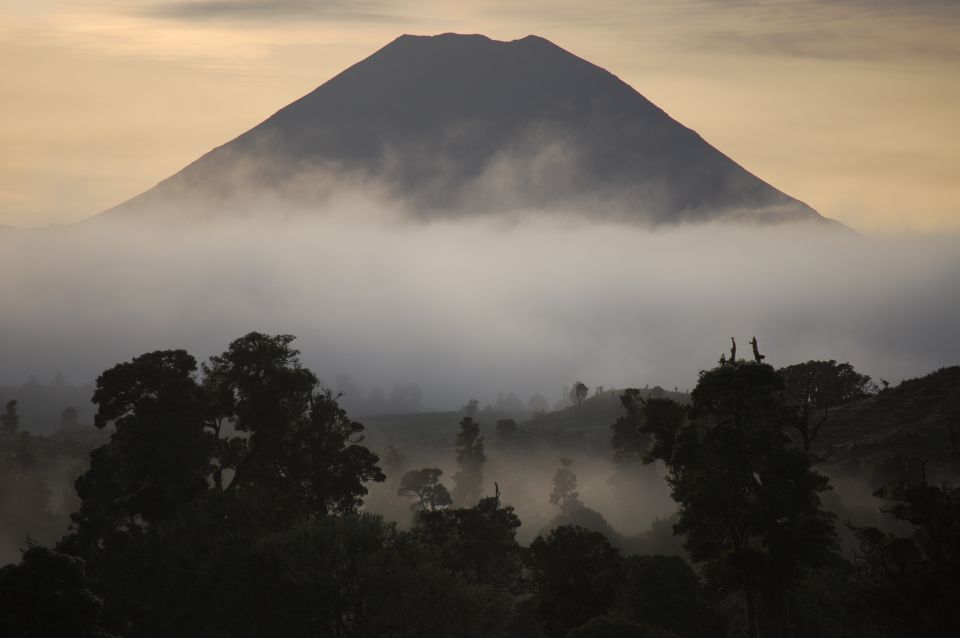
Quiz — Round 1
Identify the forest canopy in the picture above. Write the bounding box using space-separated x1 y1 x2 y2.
0 333 957 638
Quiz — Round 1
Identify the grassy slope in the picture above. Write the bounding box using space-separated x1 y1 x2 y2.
816 366 960 473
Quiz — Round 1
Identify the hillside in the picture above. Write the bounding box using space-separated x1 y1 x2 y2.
817 366 960 475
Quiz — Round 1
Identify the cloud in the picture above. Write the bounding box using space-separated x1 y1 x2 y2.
477 0 960 63
824 0 960 13
696 24 960 63
145 0 405 23
1 196 957 413
686 0 960 61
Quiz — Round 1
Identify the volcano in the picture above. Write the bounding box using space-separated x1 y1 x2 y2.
100 33 829 225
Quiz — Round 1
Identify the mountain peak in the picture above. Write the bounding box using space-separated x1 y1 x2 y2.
388 33 553 46
101 33 829 226
375 32 571 64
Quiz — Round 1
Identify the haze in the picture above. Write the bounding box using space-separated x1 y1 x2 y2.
2 199 957 411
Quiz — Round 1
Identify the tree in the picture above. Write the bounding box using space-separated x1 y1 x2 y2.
412 488 523 589
778 359 877 454
851 469 959 637
528 526 622 637
203 514 392 638
638 359 837 638
294 389 386 516
461 399 480 419
614 554 715 637
398 468 452 511
354 522 513 638
610 389 646 465
0 545 113 638
949 412 960 477
58 334 387 636
611 389 685 466
570 381 589 414
549 458 582 513
452 416 486 506
65 349 211 554
201 332 317 491
563 616 667 637
495 418 519 444
0 400 19 435
202 332 383 517
64 335 383 543
382 445 406 479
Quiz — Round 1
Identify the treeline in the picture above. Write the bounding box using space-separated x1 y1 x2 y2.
0 333 957 637
0 376 95 435
0 401 97 564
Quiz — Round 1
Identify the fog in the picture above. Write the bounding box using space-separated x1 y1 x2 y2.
1 201 958 416
2 200 956 563
362 439 679 547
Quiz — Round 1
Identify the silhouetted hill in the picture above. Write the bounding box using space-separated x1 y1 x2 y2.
357 387 689 456
101 33 831 225
818 366 960 475
523 387 688 433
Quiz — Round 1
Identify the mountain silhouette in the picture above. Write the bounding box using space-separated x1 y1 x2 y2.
101 33 829 224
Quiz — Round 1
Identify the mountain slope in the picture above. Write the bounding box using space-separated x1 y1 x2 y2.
817 366 960 475
100 33 829 225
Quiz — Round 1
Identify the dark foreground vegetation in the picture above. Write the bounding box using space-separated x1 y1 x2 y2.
1 333 958 638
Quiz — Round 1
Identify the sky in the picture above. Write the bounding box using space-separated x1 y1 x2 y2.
1 0 959 231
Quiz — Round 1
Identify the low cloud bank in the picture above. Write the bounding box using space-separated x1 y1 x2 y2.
1 205 957 413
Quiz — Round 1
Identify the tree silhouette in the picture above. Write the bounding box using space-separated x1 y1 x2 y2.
549 458 582 513
461 398 480 418
851 468 959 637
528 525 622 637
65 335 386 554
353 520 512 637
294 389 386 516
610 388 646 464
778 359 877 454
570 381 589 414
0 400 19 435
614 554 715 636
452 416 486 505
65 349 210 555
0 545 113 638
495 418 518 444
202 332 383 517
382 444 406 479
53 333 389 636
638 358 837 638
398 468 452 511
611 389 686 466
201 332 318 490
413 488 523 588
12 328 937 636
